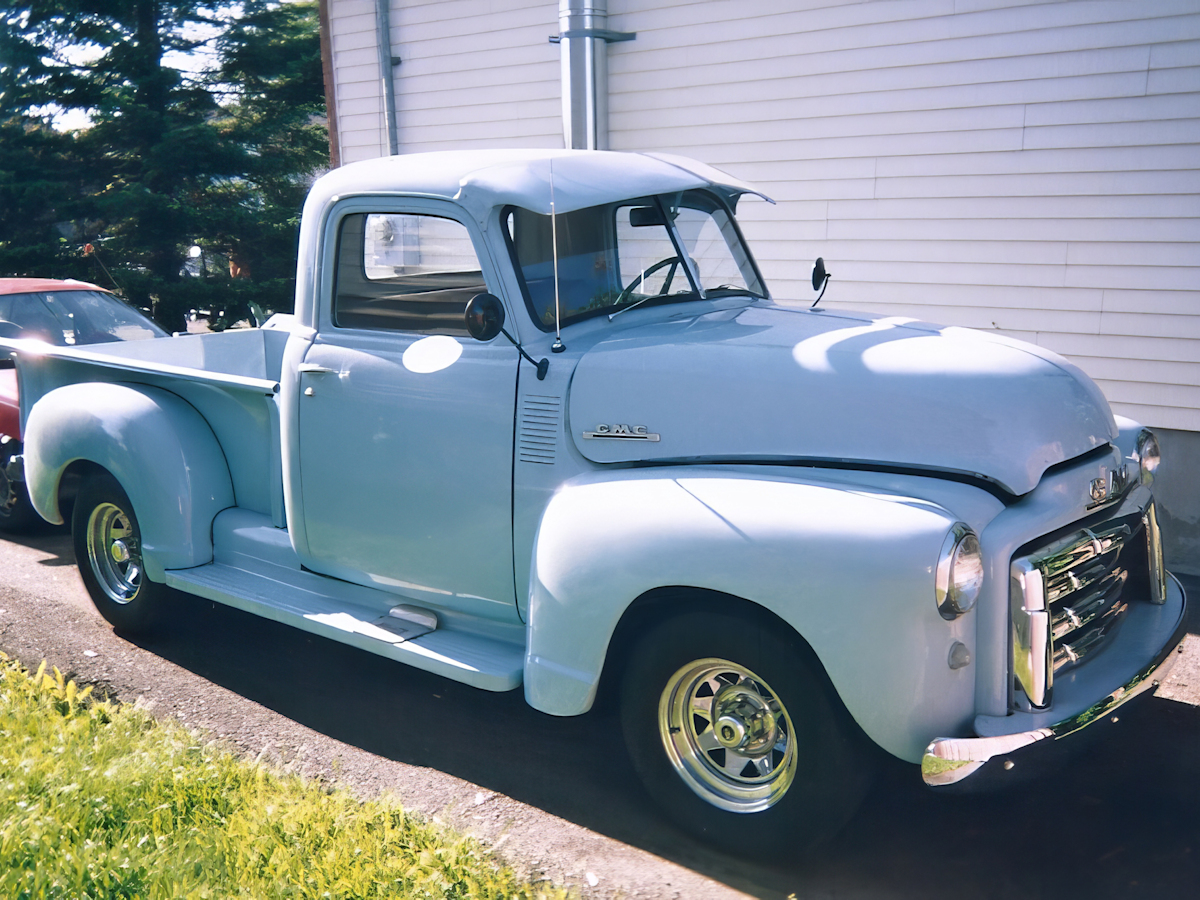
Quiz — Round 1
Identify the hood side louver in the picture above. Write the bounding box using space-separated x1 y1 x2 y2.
520 394 560 465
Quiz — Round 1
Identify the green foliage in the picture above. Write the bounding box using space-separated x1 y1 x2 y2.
0 118 91 279
0 1 327 331
0 653 569 899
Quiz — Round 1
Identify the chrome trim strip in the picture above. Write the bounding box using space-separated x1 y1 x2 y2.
1050 570 1125 642
1039 523 1129 600
1011 558 1052 709
1145 501 1167 605
583 425 660 441
1052 601 1126 669
923 574 1187 787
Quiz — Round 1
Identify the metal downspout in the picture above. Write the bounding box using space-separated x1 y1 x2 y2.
375 0 399 155
555 0 635 150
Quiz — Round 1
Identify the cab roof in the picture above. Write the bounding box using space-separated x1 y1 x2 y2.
293 149 772 330
306 149 771 222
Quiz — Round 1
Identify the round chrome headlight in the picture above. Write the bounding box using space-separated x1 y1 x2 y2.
1136 429 1161 485
936 524 984 620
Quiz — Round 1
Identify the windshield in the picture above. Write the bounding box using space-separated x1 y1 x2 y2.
0 290 167 345
504 189 767 330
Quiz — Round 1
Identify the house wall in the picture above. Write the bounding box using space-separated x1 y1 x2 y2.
601 0 1200 434
327 0 560 161
324 0 383 161
1156 427 1200 575
325 0 1200 568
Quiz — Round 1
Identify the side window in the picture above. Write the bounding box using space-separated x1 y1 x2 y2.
333 213 486 335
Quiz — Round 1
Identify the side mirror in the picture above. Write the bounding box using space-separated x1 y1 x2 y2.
465 292 550 380
812 257 830 291
465 292 505 342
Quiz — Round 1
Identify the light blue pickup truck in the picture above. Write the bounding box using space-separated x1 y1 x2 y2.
2 150 1186 853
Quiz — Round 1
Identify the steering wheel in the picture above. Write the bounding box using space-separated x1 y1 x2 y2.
616 256 681 307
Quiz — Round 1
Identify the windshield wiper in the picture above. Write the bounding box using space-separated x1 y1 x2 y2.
608 293 654 321
608 290 700 322
706 285 761 298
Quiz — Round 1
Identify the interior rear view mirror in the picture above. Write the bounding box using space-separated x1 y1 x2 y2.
629 206 667 227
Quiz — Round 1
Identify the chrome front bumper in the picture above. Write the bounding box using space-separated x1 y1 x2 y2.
922 573 1188 788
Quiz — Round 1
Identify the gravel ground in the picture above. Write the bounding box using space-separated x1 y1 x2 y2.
0 531 749 900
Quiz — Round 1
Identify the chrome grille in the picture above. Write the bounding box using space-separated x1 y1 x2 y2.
1011 505 1160 711
1040 520 1134 673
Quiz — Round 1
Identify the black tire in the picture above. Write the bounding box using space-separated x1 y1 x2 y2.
72 472 170 634
620 603 873 857
0 440 40 533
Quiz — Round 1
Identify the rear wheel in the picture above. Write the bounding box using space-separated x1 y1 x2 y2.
620 604 872 856
72 472 170 633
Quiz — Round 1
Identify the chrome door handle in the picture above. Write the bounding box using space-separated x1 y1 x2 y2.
298 363 335 374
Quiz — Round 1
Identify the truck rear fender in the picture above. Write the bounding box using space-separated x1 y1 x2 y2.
524 470 979 762
23 382 234 579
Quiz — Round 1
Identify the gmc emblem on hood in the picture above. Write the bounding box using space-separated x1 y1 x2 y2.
1088 464 1131 508
583 424 660 441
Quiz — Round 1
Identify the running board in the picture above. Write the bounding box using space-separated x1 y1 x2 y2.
163 516 524 691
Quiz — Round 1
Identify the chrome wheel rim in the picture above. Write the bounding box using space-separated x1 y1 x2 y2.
86 502 142 605
659 657 797 813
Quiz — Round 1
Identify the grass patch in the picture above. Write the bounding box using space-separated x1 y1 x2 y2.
0 653 569 899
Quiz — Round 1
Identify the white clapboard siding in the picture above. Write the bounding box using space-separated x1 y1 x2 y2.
327 0 1200 430
327 2 381 163
602 0 1200 431
327 1 561 160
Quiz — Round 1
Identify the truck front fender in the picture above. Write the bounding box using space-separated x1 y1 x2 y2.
524 468 978 762
23 382 234 580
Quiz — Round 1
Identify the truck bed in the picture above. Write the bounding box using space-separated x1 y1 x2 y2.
6 327 290 522
17 326 287 391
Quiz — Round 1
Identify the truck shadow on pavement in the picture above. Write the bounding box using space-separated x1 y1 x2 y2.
120 585 1199 900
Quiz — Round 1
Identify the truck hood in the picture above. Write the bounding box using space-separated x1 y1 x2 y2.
567 304 1116 496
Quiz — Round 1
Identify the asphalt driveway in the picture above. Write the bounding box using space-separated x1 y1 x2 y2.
1 530 1197 899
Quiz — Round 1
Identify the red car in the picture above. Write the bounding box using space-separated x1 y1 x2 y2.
0 278 167 531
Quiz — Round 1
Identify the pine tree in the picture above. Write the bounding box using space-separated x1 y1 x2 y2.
0 1 328 331
0 118 87 279
199 0 328 326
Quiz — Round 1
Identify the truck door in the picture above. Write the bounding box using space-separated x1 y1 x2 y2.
295 203 520 622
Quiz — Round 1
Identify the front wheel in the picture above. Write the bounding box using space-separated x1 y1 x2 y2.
620 605 872 856
72 472 170 634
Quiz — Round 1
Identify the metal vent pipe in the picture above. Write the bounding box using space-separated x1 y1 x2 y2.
376 0 399 155
558 0 634 150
